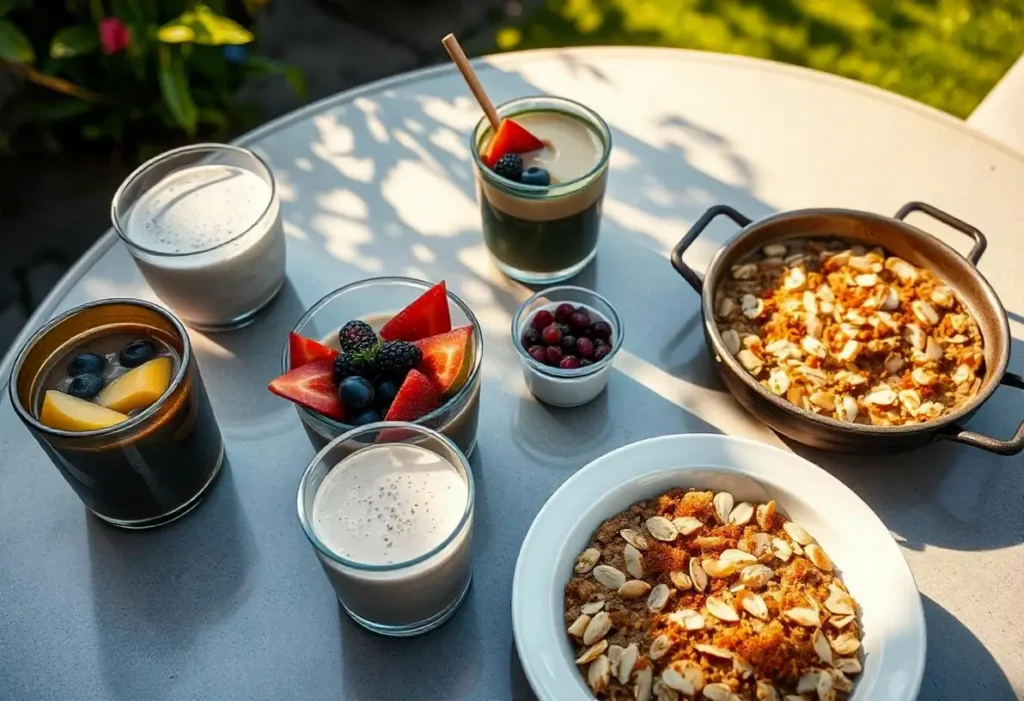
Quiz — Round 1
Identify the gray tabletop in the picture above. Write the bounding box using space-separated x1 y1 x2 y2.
1 48 1022 701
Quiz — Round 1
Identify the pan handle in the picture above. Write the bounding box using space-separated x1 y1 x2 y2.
895 201 987 266
935 372 1024 456
671 205 752 293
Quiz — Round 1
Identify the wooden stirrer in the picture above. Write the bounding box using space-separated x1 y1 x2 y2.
442 34 500 131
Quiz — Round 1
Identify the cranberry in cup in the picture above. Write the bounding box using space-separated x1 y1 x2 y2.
512 286 623 407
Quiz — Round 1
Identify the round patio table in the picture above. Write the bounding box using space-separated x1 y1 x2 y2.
1 48 1021 700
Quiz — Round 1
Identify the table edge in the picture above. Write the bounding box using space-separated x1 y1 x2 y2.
3 46 1021 389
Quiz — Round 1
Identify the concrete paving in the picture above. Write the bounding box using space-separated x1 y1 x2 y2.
0 0 532 353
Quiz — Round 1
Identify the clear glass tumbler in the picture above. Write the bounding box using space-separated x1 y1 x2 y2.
111 143 286 331
471 96 612 284
297 422 475 637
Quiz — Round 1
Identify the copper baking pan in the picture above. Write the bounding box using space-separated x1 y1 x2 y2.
671 201 1023 456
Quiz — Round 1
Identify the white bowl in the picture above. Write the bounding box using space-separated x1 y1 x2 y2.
512 434 925 701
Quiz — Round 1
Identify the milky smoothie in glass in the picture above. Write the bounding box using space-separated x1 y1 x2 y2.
112 144 286 331
472 97 611 284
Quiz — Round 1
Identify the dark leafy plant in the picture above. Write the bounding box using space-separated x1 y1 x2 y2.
0 0 305 155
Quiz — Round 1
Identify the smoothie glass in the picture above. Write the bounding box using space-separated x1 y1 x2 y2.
285 277 483 456
111 143 286 331
471 96 612 284
297 422 475 637
8 299 225 528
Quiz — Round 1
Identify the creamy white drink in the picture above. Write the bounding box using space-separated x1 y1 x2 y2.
310 443 473 630
118 158 285 329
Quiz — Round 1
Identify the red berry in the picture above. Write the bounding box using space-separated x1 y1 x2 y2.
531 310 554 331
594 344 611 362
575 337 595 359
559 355 581 369
528 345 547 363
570 311 590 331
591 320 612 341
521 327 541 349
545 346 563 365
541 323 562 345
554 303 576 323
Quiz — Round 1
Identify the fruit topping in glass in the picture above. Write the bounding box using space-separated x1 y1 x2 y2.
96 357 173 413
119 339 157 368
482 118 544 167
40 390 129 431
289 331 339 369
521 305 614 368
384 369 441 422
268 358 347 421
379 281 452 342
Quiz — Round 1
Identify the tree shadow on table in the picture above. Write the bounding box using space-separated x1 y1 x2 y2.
87 458 258 700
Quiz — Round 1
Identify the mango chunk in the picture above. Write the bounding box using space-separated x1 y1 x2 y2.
96 356 173 413
40 390 128 431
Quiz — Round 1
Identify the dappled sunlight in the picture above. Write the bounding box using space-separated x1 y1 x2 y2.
310 214 383 272
187 332 238 360
392 129 445 172
403 118 425 134
294 157 313 172
316 189 369 220
603 198 690 251
410 243 436 264
380 160 478 237
354 97 390 144
417 95 481 131
283 221 309 241
608 146 638 171
273 169 297 203
429 127 472 161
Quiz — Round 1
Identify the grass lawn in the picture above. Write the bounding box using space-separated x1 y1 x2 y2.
495 0 1024 118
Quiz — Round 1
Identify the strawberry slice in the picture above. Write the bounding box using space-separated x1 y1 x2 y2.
415 326 473 395
482 118 545 167
268 358 346 421
288 332 339 369
384 369 441 422
379 281 452 342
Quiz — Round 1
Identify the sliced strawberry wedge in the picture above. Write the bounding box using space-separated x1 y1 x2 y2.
415 326 473 395
482 118 545 167
384 369 441 422
268 358 346 421
288 332 339 369
379 281 452 342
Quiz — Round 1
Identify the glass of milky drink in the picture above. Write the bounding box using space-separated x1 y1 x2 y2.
298 422 475 637
111 143 286 331
471 96 612 284
8 299 225 528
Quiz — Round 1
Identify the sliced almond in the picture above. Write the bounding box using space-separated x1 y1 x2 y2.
668 608 705 631
567 613 591 637
672 516 703 536
574 548 601 574
702 558 738 579
690 558 709 592
834 394 859 423
784 607 820 627
588 654 611 694
802 335 828 358
836 339 860 363
747 532 772 557
741 294 765 320
721 548 758 563
756 681 780 701
618 643 639 684
706 595 739 622
835 657 862 674
618 580 652 600
740 564 774 589
634 667 654 701
624 543 645 579
767 367 791 395
674 660 705 692
702 683 740 701
783 521 815 545
693 535 728 550
772 537 793 562
583 611 612 645
762 243 787 257
648 583 670 612
660 667 694 696
830 614 856 629
716 296 738 318
620 528 649 551
728 502 755 526
783 266 807 291
797 670 824 694
805 544 834 572
733 655 754 679
581 600 605 615
695 644 733 660
739 591 769 620
806 313 824 340
713 492 735 524
575 639 608 664
608 644 623 670
812 629 833 665
670 570 693 591
646 516 678 542
731 263 758 280
756 500 776 530
830 632 861 656
854 273 878 287
912 299 940 326
593 565 627 590
649 634 673 660
830 669 854 693
720 328 742 356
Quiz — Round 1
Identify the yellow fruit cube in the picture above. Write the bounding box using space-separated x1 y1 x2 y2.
40 390 128 431
96 356 173 413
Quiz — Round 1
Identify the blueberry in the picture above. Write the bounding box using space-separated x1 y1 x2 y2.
119 340 156 368
339 376 374 411
68 353 105 377
520 166 551 186
67 374 104 400
350 408 382 426
374 379 399 411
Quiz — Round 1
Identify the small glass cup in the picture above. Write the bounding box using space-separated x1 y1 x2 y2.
9 299 225 528
111 143 286 331
286 277 483 456
512 286 624 407
471 96 612 284
297 422 475 637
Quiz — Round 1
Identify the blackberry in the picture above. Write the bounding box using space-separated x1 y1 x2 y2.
333 351 376 382
338 320 378 354
493 154 524 182
377 340 422 379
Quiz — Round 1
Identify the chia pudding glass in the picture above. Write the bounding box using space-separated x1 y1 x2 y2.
471 96 612 284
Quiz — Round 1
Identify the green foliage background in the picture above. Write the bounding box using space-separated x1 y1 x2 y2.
496 0 1024 118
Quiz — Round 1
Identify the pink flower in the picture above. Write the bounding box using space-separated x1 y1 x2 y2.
99 17 130 55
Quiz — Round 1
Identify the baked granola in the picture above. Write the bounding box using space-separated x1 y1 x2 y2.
714 239 984 426
565 489 861 701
